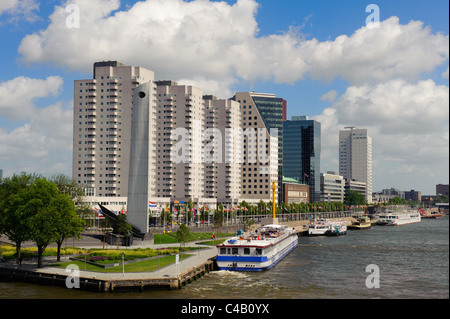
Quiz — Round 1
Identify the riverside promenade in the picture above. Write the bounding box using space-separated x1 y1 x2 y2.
0 237 218 292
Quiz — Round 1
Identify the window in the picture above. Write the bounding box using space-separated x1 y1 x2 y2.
232 248 238 255
255 248 262 255
244 248 250 255
220 248 226 255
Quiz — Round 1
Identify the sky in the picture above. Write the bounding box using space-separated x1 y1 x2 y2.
0 0 448 195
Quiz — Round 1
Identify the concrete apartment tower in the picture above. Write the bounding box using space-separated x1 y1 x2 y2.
72 61 155 197
127 82 158 233
204 96 242 206
339 127 373 203
154 81 206 203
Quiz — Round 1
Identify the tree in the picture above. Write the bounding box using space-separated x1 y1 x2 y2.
0 172 39 264
50 174 85 261
53 195 84 261
388 196 406 205
114 213 132 248
213 209 224 232
176 223 191 255
26 178 62 268
345 190 366 206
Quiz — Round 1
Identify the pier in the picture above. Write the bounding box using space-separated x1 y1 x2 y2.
0 245 218 292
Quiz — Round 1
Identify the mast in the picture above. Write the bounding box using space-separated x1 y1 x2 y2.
272 181 276 219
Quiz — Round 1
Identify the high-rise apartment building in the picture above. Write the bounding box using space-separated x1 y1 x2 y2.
72 61 155 197
283 116 321 202
154 81 206 202
339 127 373 203
230 92 279 204
204 96 242 205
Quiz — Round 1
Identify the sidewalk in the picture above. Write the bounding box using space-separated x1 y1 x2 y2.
27 246 218 281
1 235 219 281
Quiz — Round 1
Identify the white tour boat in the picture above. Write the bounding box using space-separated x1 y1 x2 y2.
376 211 421 226
216 224 298 271
308 219 347 236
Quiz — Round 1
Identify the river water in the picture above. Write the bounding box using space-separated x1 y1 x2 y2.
1 217 448 299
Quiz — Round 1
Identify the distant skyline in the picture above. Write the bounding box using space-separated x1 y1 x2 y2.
0 0 448 194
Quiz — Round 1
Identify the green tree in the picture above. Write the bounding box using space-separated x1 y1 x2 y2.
0 172 39 264
388 196 406 205
176 223 191 255
50 174 85 261
53 195 84 261
26 178 66 268
345 190 366 206
114 213 132 248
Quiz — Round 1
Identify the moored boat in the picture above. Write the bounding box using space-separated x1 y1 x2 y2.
376 211 421 226
348 216 372 230
308 219 347 236
216 224 298 271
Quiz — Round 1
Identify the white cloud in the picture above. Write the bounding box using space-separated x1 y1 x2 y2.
18 1 449 97
0 76 72 177
313 79 449 191
0 0 39 22
0 75 63 120
320 90 338 103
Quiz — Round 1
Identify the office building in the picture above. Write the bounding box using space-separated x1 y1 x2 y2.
230 92 280 204
283 116 321 202
320 171 345 202
72 61 155 197
339 127 373 203
436 184 449 197
282 177 309 204
404 189 421 202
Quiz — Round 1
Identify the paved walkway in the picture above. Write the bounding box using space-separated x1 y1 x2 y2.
1 234 219 281
31 246 218 280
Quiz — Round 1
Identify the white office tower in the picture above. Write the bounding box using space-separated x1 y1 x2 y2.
73 61 155 197
127 82 158 234
339 127 373 203
231 92 279 204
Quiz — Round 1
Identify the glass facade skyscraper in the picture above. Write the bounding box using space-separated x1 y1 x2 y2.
283 117 321 202
251 95 284 203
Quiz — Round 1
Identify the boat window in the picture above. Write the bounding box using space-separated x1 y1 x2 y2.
232 248 238 255
220 248 226 255
244 248 250 255
255 248 262 256
227 248 231 255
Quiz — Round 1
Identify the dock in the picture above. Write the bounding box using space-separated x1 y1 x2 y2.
0 246 218 292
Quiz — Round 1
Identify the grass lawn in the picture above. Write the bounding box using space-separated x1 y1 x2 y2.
153 232 235 244
53 254 192 273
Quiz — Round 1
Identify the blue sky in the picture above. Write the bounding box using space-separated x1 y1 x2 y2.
0 0 448 194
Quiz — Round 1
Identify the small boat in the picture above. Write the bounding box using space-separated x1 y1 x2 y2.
325 220 347 236
308 219 347 236
348 216 372 230
216 224 298 271
308 219 331 236
376 211 421 226
419 209 444 219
